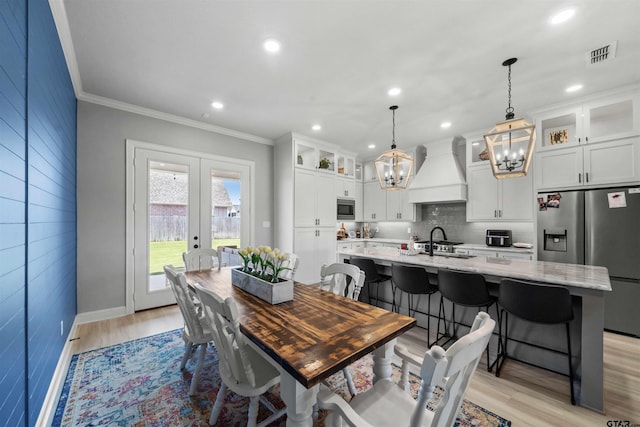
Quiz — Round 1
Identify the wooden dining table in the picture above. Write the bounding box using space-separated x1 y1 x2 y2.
184 267 416 427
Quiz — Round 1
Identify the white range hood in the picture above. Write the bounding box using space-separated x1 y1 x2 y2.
408 136 467 204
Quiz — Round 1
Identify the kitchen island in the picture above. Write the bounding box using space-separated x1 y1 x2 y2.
338 246 611 413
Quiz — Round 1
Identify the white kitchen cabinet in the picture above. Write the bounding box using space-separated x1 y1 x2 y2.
363 181 386 221
535 93 639 151
535 137 640 190
295 138 337 172
466 165 533 221
336 153 356 178
354 182 364 222
385 188 419 221
335 176 357 199
294 228 336 284
295 169 335 227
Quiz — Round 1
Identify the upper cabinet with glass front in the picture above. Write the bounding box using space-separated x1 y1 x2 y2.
335 153 356 178
294 138 336 172
535 92 639 151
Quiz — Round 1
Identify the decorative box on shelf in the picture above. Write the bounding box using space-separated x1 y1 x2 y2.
231 267 294 304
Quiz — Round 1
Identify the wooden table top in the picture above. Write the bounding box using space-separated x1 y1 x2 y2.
184 268 416 388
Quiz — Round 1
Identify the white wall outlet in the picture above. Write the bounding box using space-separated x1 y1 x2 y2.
375 227 379 232
262 221 271 228
407 227 411 234
60 320 64 336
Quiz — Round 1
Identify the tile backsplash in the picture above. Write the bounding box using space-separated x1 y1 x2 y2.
355 202 535 245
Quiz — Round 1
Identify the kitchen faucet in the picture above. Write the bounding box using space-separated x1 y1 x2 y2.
429 226 448 256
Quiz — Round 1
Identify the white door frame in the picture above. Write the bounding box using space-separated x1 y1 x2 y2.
125 139 255 314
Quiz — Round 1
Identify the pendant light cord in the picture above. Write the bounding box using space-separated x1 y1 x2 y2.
391 107 397 149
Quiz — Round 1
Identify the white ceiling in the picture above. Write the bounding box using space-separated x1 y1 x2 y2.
55 0 640 158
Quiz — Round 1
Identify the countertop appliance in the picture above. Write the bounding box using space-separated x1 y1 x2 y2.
486 229 512 247
414 240 463 254
337 198 355 221
537 187 640 337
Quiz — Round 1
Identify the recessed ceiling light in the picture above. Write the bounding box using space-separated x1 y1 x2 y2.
211 101 224 109
263 38 281 53
388 87 402 96
472 142 480 146
368 144 376 149
550 9 575 25
312 124 322 131
440 121 452 129
565 84 583 93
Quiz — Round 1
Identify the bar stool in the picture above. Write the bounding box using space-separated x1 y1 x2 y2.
392 264 440 347
349 258 392 307
437 269 498 371
496 278 575 405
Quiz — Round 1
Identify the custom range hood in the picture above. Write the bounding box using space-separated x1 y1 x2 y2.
408 136 467 204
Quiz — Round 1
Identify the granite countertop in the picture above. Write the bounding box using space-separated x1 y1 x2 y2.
338 247 611 292
457 243 535 254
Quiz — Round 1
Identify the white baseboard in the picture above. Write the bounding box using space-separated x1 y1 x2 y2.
36 307 128 426
75 306 128 324
35 318 79 427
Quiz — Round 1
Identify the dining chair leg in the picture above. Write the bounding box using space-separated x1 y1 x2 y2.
180 342 194 370
189 343 207 395
209 382 228 425
343 367 357 397
247 395 260 427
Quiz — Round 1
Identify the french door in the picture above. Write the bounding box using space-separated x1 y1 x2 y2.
129 143 252 311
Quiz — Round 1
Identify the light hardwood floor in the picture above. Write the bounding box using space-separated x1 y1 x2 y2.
70 305 639 426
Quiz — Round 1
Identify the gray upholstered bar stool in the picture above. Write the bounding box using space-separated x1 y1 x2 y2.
437 268 498 371
349 257 392 307
496 278 575 405
392 264 440 346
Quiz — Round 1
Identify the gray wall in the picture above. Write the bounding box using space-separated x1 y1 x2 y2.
77 101 273 313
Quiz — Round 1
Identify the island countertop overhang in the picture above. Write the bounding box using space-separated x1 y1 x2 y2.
338 247 611 292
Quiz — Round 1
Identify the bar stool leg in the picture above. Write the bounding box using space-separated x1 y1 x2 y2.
566 322 576 405
495 309 508 377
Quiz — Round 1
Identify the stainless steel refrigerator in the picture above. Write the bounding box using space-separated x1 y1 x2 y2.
537 187 640 337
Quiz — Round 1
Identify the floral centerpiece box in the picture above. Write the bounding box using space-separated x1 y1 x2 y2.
231 246 293 304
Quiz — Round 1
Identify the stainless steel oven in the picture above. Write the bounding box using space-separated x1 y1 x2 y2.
337 198 355 220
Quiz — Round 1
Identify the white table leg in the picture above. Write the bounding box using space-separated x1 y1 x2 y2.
372 338 396 384
279 369 319 427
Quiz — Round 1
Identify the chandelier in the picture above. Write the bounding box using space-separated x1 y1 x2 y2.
375 106 414 190
483 58 536 179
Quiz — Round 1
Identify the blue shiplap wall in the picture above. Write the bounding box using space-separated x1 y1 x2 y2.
0 0 27 425
0 0 77 424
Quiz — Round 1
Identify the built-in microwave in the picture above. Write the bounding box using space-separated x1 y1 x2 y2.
337 198 355 220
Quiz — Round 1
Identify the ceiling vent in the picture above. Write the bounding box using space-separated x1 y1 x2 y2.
586 41 617 65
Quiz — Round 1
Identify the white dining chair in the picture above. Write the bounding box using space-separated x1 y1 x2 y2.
317 311 496 427
193 283 286 427
183 247 221 272
164 265 218 395
319 262 366 396
279 252 300 281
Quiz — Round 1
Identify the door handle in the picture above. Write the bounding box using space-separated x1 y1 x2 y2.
586 172 589 183
578 173 582 183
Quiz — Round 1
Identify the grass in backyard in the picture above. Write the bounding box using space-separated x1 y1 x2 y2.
149 239 240 274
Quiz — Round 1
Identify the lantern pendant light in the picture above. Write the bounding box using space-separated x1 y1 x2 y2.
375 106 415 190
483 58 536 179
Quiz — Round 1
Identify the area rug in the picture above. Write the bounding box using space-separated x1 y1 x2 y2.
53 329 511 426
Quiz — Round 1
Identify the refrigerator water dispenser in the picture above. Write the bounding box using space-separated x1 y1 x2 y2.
543 229 567 252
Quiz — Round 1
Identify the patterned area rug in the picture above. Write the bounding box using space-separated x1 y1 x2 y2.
53 329 511 426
